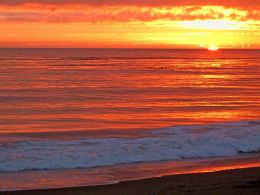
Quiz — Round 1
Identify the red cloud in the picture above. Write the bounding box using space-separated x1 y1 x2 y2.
0 1 259 23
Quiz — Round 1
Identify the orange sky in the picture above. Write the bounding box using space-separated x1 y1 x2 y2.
0 0 259 48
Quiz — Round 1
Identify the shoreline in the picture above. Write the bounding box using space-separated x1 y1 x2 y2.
1 167 259 195
0 153 259 192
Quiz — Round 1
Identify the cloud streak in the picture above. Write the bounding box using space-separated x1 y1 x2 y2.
0 6 259 23
0 0 258 24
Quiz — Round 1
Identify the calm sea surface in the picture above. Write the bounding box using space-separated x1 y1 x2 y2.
0 49 259 133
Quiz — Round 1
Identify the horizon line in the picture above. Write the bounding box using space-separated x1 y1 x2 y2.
0 47 259 50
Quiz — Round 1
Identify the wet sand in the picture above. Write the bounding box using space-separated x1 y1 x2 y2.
1 167 259 195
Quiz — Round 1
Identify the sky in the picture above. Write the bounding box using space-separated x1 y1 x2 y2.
0 0 259 48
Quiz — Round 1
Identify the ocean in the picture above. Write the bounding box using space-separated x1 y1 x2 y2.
0 49 259 190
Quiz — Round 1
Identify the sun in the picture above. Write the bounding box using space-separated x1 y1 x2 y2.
208 45 219 51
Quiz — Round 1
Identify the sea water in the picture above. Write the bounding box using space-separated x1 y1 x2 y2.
0 49 259 190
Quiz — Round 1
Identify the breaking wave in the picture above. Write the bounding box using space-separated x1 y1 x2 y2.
0 120 259 172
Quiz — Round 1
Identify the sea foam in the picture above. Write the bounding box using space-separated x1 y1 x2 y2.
0 120 259 172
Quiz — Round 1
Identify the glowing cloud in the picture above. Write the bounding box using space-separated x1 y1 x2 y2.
0 1 259 48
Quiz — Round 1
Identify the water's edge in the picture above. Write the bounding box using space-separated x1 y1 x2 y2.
0 153 259 191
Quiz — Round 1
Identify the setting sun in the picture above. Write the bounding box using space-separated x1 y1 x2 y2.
208 45 219 51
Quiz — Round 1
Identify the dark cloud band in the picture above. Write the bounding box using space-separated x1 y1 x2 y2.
0 0 258 8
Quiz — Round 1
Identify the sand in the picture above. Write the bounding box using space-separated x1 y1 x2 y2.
0 167 259 195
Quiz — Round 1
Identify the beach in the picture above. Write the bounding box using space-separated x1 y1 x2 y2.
1 167 259 195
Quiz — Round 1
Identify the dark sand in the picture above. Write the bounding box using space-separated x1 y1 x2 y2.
1 167 259 195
